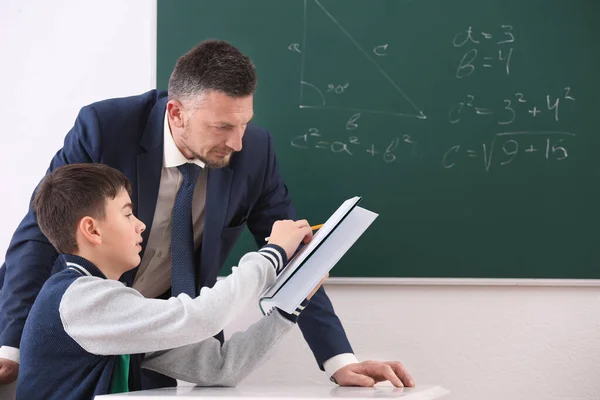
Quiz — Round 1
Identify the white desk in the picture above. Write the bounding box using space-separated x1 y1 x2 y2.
95 385 450 400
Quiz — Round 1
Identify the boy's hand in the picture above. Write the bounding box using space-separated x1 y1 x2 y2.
267 219 313 259
0 358 18 385
307 273 329 299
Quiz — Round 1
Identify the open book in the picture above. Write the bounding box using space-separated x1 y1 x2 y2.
259 196 378 316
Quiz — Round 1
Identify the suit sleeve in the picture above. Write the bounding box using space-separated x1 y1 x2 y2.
0 106 102 349
245 131 297 244
245 131 354 371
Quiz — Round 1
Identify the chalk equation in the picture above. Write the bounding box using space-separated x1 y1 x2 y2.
442 131 574 171
291 129 575 172
286 9 579 174
290 127 418 164
449 87 576 124
453 25 514 78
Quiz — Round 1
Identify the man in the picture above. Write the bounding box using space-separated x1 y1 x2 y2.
0 40 414 388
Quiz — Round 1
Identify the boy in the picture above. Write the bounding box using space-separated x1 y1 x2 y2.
16 163 324 399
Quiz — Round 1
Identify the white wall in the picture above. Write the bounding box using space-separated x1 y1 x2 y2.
1 2 599 400
232 284 600 400
0 0 156 255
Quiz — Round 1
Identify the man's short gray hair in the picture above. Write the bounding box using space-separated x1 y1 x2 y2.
168 40 257 105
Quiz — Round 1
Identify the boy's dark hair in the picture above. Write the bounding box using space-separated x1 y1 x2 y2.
168 39 257 103
32 164 132 254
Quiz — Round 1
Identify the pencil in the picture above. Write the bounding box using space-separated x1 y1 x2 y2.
265 224 323 241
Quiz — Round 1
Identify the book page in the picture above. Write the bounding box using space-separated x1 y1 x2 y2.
261 196 362 298
261 206 378 315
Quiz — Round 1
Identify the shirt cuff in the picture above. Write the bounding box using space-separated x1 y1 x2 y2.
0 346 20 364
323 353 358 380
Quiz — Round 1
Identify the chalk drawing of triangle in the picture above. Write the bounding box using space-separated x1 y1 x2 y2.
299 0 426 119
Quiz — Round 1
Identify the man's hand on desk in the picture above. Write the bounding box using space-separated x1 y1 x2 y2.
333 361 414 388
0 358 18 385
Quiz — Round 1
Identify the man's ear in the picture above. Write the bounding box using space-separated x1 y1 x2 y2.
78 216 102 246
167 100 186 129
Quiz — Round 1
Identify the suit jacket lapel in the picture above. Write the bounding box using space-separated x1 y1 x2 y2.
122 97 166 286
136 148 162 253
136 97 167 255
199 167 233 287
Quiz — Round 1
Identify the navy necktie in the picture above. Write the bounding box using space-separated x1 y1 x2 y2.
171 163 201 297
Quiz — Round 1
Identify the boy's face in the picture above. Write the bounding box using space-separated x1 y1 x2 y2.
96 188 145 271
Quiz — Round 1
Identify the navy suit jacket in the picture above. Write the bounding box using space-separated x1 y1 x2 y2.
0 90 352 369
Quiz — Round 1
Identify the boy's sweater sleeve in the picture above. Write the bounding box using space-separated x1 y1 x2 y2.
59 248 285 355
141 310 293 387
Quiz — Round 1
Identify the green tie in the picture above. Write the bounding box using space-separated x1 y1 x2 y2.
110 354 130 393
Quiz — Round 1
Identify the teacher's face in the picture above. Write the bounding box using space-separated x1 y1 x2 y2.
169 91 254 168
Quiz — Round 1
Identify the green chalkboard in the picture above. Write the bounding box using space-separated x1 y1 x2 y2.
158 0 600 279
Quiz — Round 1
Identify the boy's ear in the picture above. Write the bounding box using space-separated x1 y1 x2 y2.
78 216 102 246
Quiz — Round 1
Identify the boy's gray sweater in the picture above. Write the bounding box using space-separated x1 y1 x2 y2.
18 245 299 398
